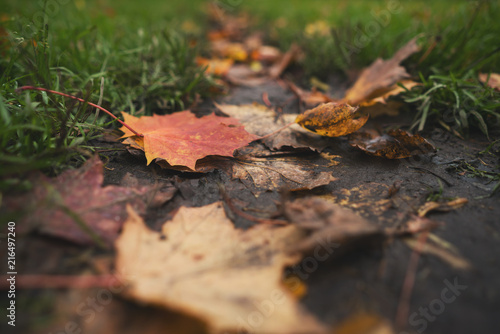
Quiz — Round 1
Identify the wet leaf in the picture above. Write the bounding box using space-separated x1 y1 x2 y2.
349 129 435 159
4 156 175 246
231 156 337 195
295 103 369 137
119 111 258 171
115 202 326 334
215 102 331 151
344 38 420 105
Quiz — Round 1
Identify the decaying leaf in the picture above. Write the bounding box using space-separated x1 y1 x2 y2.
4 156 175 246
284 197 382 252
349 129 435 159
215 102 332 151
283 197 436 253
344 38 420 105
231 157 337 194
479 72 500 91
115 202 326 334
295 103 369 137
120 111 258 171
417 198 468 217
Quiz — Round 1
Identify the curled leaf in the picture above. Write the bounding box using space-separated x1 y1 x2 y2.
295 103 368 137
349 129 435 159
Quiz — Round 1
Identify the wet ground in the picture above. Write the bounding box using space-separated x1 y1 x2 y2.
2 81 500 334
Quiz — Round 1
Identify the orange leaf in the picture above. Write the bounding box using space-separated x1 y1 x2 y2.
120 111 258 170
295 103 368 137
196 57 234 76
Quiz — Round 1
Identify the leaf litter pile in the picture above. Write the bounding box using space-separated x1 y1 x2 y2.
3 8 500 334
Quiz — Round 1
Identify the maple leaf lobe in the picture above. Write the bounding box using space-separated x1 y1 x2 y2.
120 111 258 170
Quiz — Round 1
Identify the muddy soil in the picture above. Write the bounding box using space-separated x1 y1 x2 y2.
2 82 499 334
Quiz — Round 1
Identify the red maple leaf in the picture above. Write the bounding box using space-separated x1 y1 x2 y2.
120 111 258 170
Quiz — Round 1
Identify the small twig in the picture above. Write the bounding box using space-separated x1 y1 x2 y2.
17 86 143 137
408 166 453 186
395 231 429 331
217 183 287 226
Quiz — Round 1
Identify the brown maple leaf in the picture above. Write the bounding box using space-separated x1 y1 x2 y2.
115 202 326 334
343 38 420 105
119 111 258 171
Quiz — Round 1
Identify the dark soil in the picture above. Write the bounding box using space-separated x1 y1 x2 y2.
2 82 500 334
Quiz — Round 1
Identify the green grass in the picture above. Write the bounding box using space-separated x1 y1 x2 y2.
1 0 499 194
0 0 214 186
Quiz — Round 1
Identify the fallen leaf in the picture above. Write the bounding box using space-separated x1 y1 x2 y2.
283 197 383 252
295 103 369 137
479 73 500 91
231 157 337 194
417 198 468 217
349 129 435 159
119 111 258 171
226 64 270 86
211 41 248 61
196 57 234 76
215 102 332 151
115 202 326 334
344 38 420 105
284 198 437 255
4 156 175 246
360 80 420 107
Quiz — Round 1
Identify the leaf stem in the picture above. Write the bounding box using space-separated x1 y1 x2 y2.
17 86 143 137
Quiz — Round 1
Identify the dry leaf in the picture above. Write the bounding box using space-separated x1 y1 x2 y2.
295 103 369 137
479 73 500 91
360 80 420 107
3 156 175 246
119 111 258 171
115 202 326 334
417 198 468 217
215 102 332 151
349 129 435 159
344 38 420 105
